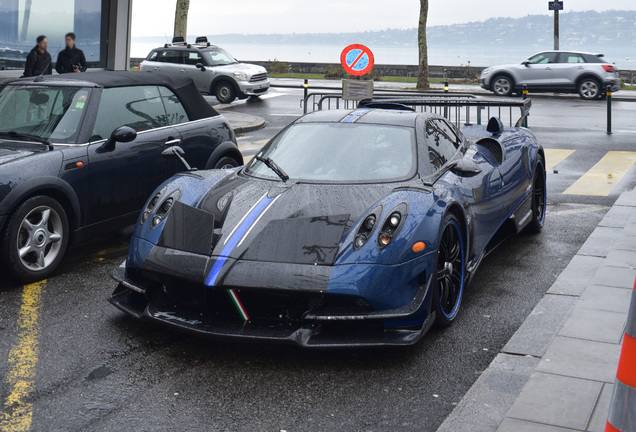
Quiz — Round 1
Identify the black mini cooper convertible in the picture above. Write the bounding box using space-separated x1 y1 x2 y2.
0 72 242 282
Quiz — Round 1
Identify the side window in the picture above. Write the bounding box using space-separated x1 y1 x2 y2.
528 52 557 64
91 86 168 141
156 50 181 64
159 86 189 125
146 51 158 61
561 53 585 63
426 119 460 171
183 51 203 66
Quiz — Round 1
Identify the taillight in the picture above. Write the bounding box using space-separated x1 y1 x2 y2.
602 65 614 72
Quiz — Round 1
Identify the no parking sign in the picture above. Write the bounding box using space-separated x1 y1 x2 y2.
340 44 374 76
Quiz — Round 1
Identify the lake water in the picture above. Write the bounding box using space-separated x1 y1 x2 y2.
131 40 636 70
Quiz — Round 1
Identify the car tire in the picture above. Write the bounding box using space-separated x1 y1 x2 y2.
1 196 69 282
578 78 601 100
526 155 547 234
215 81 237 104
491 75 514 97
213 156 240 169
432 213 465 327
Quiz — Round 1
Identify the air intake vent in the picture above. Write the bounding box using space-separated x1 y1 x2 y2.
476 138 504 165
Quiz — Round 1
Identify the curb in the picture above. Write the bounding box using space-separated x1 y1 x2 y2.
232 119 266 134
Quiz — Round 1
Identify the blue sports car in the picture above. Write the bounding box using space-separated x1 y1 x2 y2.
109 104 546 347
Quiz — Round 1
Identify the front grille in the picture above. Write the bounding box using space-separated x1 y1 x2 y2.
250 73 268 82
253 87 268 94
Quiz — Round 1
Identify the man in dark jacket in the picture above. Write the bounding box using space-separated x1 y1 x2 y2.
55 32 87 74
23 35 52 77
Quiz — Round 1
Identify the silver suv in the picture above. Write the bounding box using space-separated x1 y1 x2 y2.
480 51 620 100
140 37 270 103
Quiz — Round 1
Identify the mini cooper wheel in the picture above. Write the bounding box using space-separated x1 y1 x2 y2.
526 156 547 234
215 82 237 104
492 75 514 97
213 156 240 169
432 214 465 327
1 196 69 282
578 79 601 100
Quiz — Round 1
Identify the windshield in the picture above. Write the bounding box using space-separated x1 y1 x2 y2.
244 123 417 183
203 48 238 66
0 85 91 144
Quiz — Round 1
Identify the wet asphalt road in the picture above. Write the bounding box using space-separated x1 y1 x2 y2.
1 87 635 431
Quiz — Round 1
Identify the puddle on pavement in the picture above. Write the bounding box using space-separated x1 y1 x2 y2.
87 365 115 380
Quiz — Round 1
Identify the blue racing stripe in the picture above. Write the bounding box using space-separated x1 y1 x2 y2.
341 109 369 123
205 195 273 286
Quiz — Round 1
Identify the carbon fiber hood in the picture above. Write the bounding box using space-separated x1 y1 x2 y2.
196 174 399 265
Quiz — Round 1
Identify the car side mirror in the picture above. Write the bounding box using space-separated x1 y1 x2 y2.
101 126 137 151
450 158 482 177
195 62 206 71
161 145 196 171
521 60 530 67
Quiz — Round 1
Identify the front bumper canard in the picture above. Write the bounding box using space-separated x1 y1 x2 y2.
109 267 434 348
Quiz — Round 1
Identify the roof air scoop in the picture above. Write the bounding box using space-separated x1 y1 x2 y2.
486 117 504 135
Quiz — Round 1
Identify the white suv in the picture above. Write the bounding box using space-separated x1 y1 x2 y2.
480 51 620 100
140 37 270 103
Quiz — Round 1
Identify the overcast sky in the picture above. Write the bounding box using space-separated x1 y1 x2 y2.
131 1 636 37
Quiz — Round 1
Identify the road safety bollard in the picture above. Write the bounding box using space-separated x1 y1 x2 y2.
302 79 309 114
607 85 612 135
522 84 529 128
444 79 449 93
605 277 636 432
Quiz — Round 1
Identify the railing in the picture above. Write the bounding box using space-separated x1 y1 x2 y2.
302 91 531 128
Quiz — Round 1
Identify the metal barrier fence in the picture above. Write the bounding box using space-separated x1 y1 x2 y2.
302 91 531 129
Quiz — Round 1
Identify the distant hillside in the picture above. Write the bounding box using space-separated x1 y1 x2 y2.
160 10 635 48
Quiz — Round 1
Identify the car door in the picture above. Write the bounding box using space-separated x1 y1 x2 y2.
516 52 557 88
144 49 183 74
158 85 221 169
180 50 211 93
85 85 181 225
549 52 586 89
424 119 504 254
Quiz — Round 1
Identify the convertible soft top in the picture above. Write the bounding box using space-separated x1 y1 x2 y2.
10 71 219 121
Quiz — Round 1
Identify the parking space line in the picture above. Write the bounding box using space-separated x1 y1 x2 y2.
564 151 636 196
544 149 575 171
0 281 46 432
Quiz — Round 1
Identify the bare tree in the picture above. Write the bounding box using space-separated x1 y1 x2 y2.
416 0 429 89
173 0 191 40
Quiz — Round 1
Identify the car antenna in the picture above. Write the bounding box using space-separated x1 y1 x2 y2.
34 43 63 83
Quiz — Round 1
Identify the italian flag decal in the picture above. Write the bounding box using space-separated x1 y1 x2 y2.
228 289 250 322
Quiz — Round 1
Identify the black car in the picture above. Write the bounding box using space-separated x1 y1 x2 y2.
0 71 242 282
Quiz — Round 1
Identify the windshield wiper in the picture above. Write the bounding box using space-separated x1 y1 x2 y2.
255 155 289 182
0 131 53 150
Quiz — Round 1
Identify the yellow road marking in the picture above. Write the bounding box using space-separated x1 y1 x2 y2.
0 281 46 431
564 151 636 196
544 149 575 171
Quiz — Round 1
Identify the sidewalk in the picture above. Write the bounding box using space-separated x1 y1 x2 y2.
439 188 636 432
220 110 265 134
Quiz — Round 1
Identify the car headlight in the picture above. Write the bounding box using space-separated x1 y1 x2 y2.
141 187 168 224
481 68 491 77
234 71 248 81
140 187 181 228
377 203 408 249
353 208 382 250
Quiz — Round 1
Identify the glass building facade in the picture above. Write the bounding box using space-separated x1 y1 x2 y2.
0 0 105 69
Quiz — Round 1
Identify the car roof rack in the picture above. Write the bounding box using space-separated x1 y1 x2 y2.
163 36 212 49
